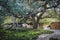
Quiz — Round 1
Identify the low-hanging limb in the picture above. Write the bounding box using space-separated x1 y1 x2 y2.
35 0 60 26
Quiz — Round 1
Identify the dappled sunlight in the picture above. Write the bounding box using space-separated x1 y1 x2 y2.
0 0 60 40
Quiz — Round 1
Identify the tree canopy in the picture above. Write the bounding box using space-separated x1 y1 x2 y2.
0 0 60 29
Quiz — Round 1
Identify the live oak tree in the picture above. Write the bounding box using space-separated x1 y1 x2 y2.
0 0 60 29
29 0 60 29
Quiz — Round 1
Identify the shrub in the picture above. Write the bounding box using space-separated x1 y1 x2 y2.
0 28 53 40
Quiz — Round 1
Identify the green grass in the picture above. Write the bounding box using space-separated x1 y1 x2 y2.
0 28 53 40
40 18 60 25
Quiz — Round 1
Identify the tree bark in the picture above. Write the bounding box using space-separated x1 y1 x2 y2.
36 1 48 28
31 9 46 29
31 16 38 29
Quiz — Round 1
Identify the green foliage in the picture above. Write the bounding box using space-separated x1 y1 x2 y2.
0 28 53 40
42 9 58 18
0 0 59 17
0 0 30 16
40 18 60 25
31 1 45 14
7 0 30 16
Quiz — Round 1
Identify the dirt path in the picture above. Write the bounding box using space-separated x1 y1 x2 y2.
36 30 60 40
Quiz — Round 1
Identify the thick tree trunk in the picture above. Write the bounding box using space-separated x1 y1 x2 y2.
31 1 47 29
32 17 38 29
33 21 38 29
